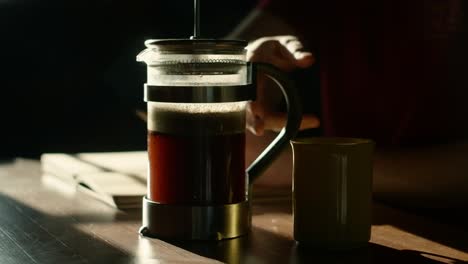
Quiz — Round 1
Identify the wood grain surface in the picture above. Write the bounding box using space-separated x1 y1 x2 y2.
0 159 466 264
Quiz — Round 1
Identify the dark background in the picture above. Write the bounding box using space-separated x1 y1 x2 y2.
0 0 256 158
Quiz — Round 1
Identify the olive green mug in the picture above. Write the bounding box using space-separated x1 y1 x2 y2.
290 137 374 249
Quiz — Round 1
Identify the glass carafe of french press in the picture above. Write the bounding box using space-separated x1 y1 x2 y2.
137 38 301 240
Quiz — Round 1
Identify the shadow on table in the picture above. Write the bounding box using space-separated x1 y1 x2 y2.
0 193 133 263
172 226 456 264
253 198 468 258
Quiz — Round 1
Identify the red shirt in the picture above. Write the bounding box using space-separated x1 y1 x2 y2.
263 0 468 146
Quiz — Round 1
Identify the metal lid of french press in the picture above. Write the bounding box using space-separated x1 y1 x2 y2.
144 39 247 54
142 38 254 103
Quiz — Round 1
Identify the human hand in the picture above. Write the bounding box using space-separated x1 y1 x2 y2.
246 35 320 135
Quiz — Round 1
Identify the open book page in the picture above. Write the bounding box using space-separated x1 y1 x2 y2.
41 152 147 209
77 171 146 209
41 153 103 184
77 152 147 182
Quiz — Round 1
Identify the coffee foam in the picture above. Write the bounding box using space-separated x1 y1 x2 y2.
147 102 246 135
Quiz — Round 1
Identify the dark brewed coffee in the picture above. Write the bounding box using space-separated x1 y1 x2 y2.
148 131 245 204
147 102 247 205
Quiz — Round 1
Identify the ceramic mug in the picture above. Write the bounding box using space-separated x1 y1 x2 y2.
290 137 374 249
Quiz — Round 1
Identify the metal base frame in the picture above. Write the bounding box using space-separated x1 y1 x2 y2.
139 197 251 240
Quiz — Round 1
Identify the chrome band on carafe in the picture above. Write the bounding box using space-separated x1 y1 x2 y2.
144 84 255 103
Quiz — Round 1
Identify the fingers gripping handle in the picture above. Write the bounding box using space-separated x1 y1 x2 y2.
247 63 303 183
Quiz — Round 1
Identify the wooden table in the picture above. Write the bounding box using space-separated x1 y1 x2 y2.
0 159 466 264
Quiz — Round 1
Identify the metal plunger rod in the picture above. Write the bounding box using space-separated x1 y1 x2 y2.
193 0 200 38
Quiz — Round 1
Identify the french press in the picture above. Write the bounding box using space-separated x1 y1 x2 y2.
137 2 301 240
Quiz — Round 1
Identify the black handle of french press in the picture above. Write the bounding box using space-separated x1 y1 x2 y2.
246 63 303 183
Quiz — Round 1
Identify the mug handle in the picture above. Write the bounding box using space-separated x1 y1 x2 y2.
247 63 303 183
